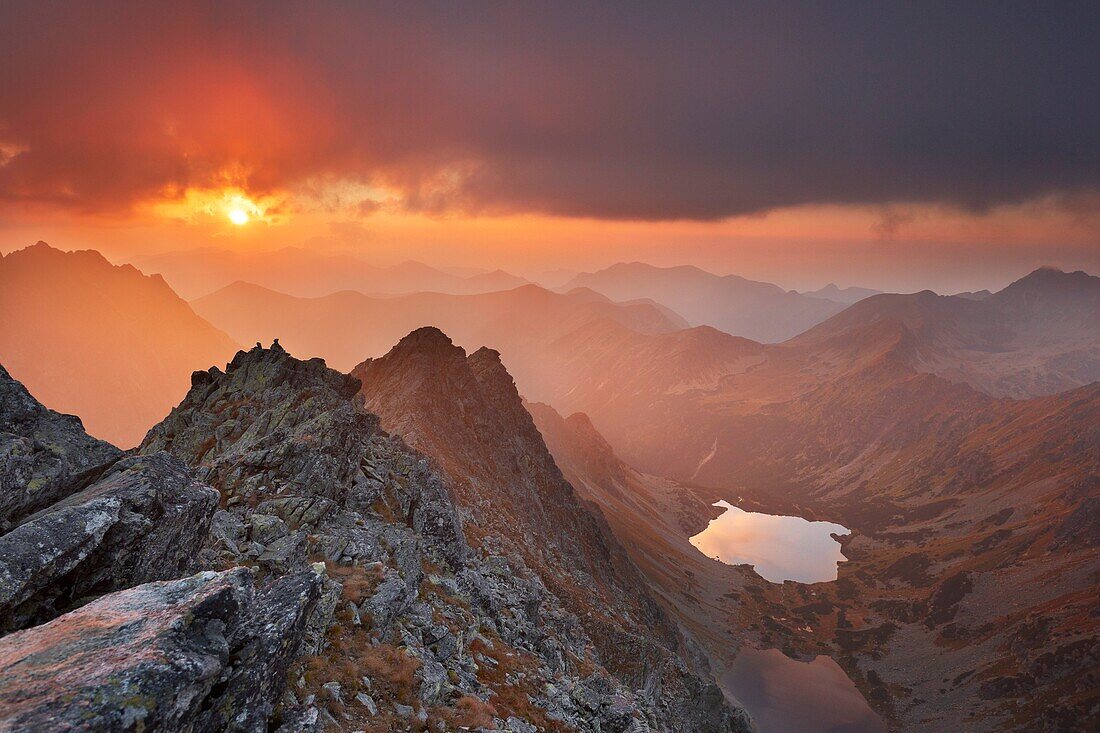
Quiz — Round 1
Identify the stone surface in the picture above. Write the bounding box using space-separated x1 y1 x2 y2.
0 567 319 733
0 452 218 633
0 362 121 531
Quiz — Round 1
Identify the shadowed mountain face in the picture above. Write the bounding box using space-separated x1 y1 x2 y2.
564 262 848 342
130 246 528 299
192 280 686 372
0 243 239 447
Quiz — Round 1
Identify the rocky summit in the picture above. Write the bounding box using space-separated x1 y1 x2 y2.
0 338 750 732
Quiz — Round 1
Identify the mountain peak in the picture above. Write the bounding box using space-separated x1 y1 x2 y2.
384 326 468 366
995 266 1099 301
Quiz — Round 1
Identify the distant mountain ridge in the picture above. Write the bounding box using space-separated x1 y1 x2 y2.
565 262 849 342
0 242 239 446
128 246 529 299
801 282 883 303
192 280 687 372
793 267 1100 398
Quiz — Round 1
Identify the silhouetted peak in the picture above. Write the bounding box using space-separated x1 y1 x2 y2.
388 326 465 362
1004 266 1096 289
992 267 1099 305
6 241 110 268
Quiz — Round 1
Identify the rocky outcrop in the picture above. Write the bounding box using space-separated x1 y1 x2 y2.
0 452 219 633
0 567 321 733
141 340 750 732
0 362 121 531
0 365 219 634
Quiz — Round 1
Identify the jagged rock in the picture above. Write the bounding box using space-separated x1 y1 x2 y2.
257 529 309 574
0 362 121 531
0 567 319 732
250 512 289 545
354 328 749 732
135 341 750 732
0 452 218 633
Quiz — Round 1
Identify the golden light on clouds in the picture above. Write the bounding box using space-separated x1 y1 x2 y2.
148 186 281 228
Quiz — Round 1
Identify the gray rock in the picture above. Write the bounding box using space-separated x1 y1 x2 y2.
0 452 218 633
257 529 309 574
355 692 378 715
0 362 122 531
506 717 538 733
249 512 289 545
0 568 318 733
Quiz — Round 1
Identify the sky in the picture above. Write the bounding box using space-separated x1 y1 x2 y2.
0 1 1097 292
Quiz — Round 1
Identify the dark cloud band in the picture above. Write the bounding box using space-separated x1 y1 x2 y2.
0 1 1097 220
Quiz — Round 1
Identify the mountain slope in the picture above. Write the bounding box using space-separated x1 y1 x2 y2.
351 328 741 729
0 242 239 446
792 268 1100 398
192 281 686 372
533 364 1099 732
130 246 528 299
565 262 847 342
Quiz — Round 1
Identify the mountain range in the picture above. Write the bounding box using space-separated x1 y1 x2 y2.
563 262 854 342
191 280 685 372
0 242 1095 732
129 246 529 299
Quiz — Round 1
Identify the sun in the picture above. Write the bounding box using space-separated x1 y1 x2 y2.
227 208 250 226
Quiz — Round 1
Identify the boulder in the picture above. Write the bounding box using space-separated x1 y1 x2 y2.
0 452 218 632
0 567 320 732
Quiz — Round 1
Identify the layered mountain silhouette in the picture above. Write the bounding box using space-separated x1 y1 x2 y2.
0 243 239 446
564 262 851 341
192 280 686 372
130 246 528 299
801 282 883 303
522 267 1100 480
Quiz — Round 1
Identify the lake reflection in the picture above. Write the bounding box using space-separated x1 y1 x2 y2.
722 647 887 733
689 501 849 583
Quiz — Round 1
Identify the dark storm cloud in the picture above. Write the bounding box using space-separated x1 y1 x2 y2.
0 1 1097 220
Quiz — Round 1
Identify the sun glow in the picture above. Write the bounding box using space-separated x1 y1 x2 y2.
148 185 281 228
227 207 250 226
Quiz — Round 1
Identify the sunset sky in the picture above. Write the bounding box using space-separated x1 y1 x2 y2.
1 1 1097 292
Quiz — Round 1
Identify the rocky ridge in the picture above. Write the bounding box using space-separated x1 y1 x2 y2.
138 338 750 732
0 361 323 731
352 327 737 731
